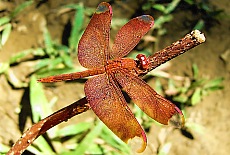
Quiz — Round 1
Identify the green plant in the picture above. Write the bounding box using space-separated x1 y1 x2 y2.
172 64 224 106
183 0 224 30
0 0 33 48
0 0 34 88
142 0 181 35
34 3 86 77
142 0 223 32
0 3 86 88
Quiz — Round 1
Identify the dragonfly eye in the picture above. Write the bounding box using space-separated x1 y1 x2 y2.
136 54 149 70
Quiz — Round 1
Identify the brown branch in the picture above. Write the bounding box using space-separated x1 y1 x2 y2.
6 97 89 155
147 30 205 72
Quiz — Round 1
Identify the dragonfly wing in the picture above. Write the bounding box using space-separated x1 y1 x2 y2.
85 74 147 153
78 2 112 68
111 15 154 59
115 70 185 125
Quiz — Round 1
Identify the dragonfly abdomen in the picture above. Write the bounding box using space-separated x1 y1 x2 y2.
38 67 105 83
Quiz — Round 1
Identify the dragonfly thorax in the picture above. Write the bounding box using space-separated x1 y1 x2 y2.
105 58 136 73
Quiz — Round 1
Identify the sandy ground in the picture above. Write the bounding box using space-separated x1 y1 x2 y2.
0 0 229 154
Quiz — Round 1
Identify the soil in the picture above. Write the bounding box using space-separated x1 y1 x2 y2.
0 0 229 155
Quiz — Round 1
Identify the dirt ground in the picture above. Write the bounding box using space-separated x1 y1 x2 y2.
0 0 230 155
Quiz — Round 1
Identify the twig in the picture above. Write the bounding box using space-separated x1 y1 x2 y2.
7 97 89 155
147 30 205 72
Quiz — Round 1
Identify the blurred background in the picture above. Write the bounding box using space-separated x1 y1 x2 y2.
0 0 229 154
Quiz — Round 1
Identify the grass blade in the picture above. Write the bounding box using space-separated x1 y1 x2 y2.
204 77 224 90
69 3 84 50
28 136 55 155
101 125 130 154
73 120 104 154
192 64 199 79
56 122 92 137
0 143 10 154
35 57 63 72
0 62 9 74
29 75 52 122
193 19 205 30
9 49 31 64
158 143 172 155
1 23 12 46
152 4 166 12
61 52 73 68
165 0 181 14
191 88 202 105
0 16 10 26
10 0 34 18
154 15 173 29
43 28 55 56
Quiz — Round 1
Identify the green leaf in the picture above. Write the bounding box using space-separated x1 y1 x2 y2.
204 77 224 90
184 0 194 5
9 48 46 64
69 3 84 50
191 88 202 105
154 15 173 29
152 4 166 12
155 78 163 95
101 125 130 154
142 3 152 10
158 143 172 155
32 48 46 56
190 79 205 89
10 0 34 18
111 18 129 30
200 3 211 12
1 23 12 46
192 64 199 79
28 136 55 155
133 103 144 118
0 62 9 74
55 44 69 54
35 57 63 72
61 52 73 68
30 75 52 122
43 28 55 56
34 58 52 70
0 16 11 26
87 144 103 154
186 122 205 134
57 122 91 137
167 78 176 92
26 145 42 155
164 0 181 14
36 67 77 78
0 143 10 153
84 7 95 16
47 57 63 69
4 68 28 88
179 86 189 94
193 19 205 30
173 95 188 104
9 49 31 64
73 120 104 154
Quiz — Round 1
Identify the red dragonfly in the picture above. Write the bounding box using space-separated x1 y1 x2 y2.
38 2 184 152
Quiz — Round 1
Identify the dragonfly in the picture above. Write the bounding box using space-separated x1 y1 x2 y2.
38 2 184 152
